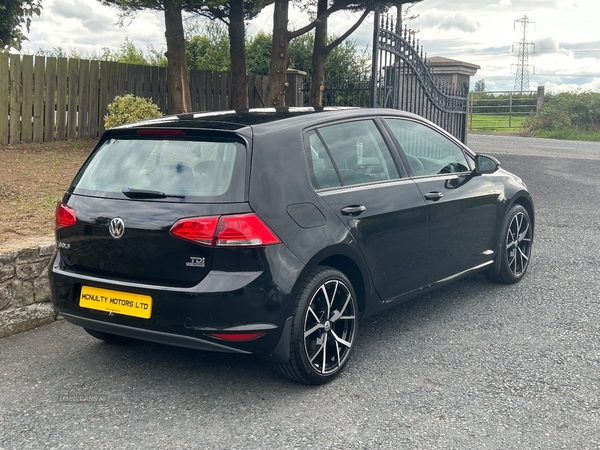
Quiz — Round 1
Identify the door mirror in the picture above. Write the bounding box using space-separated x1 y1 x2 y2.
474 154 500 175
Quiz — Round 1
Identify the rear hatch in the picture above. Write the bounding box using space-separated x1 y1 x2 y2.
55 128 251 287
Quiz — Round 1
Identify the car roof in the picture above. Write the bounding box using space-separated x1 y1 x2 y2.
113 107 427 132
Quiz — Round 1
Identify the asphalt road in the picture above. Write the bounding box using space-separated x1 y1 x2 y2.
1 134 600 449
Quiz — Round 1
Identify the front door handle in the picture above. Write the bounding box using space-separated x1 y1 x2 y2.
340 205 366 216
424 191 444 201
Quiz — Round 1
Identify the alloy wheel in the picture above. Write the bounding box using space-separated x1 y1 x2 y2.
505 210 532 277
303 279 356 375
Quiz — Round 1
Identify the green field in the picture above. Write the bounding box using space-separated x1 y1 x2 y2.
468 114 529 132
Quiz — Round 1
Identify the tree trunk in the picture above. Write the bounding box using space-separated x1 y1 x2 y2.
163 0 191 114
228 0 248 110
267 0 290 108
309 0 328 107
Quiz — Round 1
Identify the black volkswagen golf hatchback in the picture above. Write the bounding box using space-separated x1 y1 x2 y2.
50 107 534 384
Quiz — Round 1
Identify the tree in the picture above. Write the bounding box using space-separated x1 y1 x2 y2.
309 0 366 106
100 0 194 114
188 0 272 109
309 0 421 106
247 32 272 76
474 79 486 93
290 34 369 81
266 0 414 107
267 0 343 107
248 32 369 82
0 0 42 50
185 22 230 71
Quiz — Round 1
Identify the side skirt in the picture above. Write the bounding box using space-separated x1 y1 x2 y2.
383 260 495 306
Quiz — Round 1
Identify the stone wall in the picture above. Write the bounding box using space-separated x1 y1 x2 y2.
0 236 58 338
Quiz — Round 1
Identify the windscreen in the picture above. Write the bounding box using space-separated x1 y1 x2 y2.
72 137 246 202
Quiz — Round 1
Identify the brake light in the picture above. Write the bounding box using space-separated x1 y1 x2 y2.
207 332 265 341
170 214 280 247
137 129 186 136
54 202 76 229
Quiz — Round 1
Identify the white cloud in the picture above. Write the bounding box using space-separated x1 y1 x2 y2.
546 78 600 93
22 0 166 55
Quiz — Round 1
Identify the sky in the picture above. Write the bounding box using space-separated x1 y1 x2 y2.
19 0 600 93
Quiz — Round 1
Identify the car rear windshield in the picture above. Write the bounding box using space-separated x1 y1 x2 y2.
71 137 246 202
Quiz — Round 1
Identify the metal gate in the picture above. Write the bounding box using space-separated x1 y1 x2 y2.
371 10 469 143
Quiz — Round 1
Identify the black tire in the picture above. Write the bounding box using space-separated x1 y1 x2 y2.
486 204 533 284
84 328 135 344
275 266 358 385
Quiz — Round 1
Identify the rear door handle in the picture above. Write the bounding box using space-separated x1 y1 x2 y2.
340 205 366 216
424 191 444 201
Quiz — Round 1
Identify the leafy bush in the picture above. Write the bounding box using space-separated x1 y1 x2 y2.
525 91 600 133
104 94 162 129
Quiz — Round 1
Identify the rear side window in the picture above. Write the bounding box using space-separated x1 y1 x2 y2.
72 137 246 202
306 120 400 189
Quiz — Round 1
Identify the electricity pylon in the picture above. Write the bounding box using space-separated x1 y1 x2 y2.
512 16 535 92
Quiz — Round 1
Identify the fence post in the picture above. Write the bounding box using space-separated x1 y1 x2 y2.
9 54 21 144
0 53 9 145
285 69 306 107
536 86 545 114
21 55 33 143
509 91 513 128
468 92 473 131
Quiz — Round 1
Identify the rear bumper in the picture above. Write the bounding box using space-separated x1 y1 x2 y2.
62 313 253 354
49 246 305 361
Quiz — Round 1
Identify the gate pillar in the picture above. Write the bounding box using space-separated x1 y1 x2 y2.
426 57 480 91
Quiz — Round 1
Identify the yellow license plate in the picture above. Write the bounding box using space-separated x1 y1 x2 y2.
79 286 152 319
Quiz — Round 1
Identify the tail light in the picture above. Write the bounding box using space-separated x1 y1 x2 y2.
170 213 280 247
54 202 76 229
169 217 219 246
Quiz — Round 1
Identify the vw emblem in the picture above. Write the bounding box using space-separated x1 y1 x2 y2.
109 218 125 239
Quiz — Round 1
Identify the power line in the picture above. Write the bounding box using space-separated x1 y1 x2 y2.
512 16 535 91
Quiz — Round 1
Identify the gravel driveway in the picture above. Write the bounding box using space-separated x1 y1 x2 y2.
1 133 599 449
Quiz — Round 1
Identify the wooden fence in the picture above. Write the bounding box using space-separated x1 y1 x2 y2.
0 53 270 145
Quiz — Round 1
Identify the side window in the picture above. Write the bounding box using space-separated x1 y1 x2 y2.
385 119 471 176
308 120 399 189
306 131 342 189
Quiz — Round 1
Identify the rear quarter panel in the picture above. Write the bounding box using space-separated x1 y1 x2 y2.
248 122 380 313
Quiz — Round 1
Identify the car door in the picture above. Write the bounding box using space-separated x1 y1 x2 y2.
305 119 429 301
383 118 500 283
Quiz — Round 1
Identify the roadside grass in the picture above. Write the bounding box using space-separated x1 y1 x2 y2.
530 129 600 142
468 114 528 132
469 114 600 141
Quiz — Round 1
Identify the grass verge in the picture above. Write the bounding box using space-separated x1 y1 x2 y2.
530 129 600 142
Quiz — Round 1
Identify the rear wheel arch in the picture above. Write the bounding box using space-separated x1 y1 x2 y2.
318 255 366 316
275 265 358 384
293 248 371 317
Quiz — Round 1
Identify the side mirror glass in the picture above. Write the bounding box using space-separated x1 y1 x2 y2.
474 154 500 175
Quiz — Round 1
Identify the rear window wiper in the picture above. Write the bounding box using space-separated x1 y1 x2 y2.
122 187 185 199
